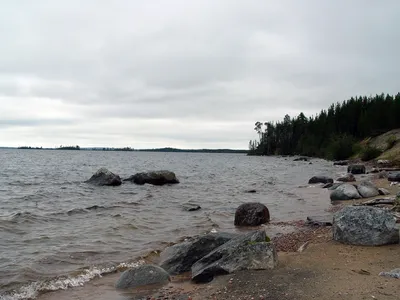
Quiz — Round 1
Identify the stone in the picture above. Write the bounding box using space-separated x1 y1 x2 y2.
388 172 400 182
333 206 399 246
306 215 333 226
115 264 170 289
377 159 391 166
308 176 334 184
234 202 270 226
379 268 400 279
333 160 349 166
245 189 257 193
357 181 379 198
322 182 333 189
294 157 308 161
159 232 237 275
182 203 201 211
327 183 344 190
347 164 366 174
85 168 122 186
378 188 390 196
377 171 388 179
337 173 356 182
124 170 179 185
330 184 362 201
191 230 277 283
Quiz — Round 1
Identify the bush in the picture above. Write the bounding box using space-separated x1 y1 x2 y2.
361 146 382 161
386 136 397 150
326 135 355 160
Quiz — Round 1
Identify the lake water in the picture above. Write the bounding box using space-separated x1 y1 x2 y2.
0 150 343 299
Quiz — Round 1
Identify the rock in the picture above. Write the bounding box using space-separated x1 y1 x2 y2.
377 159 391 166
356 181 379 198
378 188 390 196
333 206 399 246
85 168 122 186
294 157 308 161
308 176 334 184
327 183 344 190
322 182 333 189
124 170 179 185
347 164 366 174
182 203 201 211
377 171 388 179
191 230 277 283
370 167 380 174
337 173 356 182
330 184 362 201
388 172 400 182
379 268 400 279
234 202 270 226
245 189 257 193
334 160 349 166
306 215 333 226
159 232 237 275
115 264 170 289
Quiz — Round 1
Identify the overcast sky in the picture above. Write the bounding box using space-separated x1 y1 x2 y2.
1 0 399 149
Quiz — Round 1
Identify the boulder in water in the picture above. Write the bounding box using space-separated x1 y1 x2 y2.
330 184 361 201
124 170 179 185
115 264 170 289
159 232 237 275
191 230 277 283
388 172 400 182
347 164 366 174
337 173 356 182
85 168 122 186
308 176 334 184
356 181 380 198
333 206 399 246
234 202 270 226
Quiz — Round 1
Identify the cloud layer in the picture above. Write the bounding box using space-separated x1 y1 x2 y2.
1 0 399 148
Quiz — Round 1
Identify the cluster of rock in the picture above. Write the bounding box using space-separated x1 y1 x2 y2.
85 168 179 186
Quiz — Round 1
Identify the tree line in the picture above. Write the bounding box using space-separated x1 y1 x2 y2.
249 93 400 160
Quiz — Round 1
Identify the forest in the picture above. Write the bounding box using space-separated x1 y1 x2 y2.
249 93 400 160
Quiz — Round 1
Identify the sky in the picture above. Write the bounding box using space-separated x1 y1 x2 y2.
1 0 400 149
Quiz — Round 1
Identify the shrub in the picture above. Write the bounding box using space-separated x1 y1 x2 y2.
361 146 382 161
326 134 355 161
386 136 397 151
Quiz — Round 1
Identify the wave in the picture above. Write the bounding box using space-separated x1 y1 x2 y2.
0 260 144 300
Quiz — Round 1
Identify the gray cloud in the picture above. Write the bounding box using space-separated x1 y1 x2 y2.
0 0 399 148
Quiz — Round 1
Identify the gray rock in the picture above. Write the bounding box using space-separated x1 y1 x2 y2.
337 173 356 182
347 164 366 174
388 172 400 182
377 171 388 179
333 160 349 166
327 183 344 190
377 159 391 166
234 202 270 226
159 232 237 275
379 268 400 279
191 230 277 283
308 176 334 184
181 203 201 211
357 181 379 198
378 188 391 196
333 206 399 246
124 170 179 185
115 264 170 289
330 184 362 200
85 168 122 186
306 215 333 226
322 182 333 189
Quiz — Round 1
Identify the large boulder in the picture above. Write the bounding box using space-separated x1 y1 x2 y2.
347 164 366 174
115 264 170 289
85 168 122 186
333 206 399 246
356 181 379 198
124 170 179 185
308 176 334 184
191 230 277 283
388 172 400 182
330 184 362 201
159 232 237 275
337 173 356 182
234 202 270 226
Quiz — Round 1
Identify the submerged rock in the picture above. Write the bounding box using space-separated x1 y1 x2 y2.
333 206 399 246
124 170 179 185
308 176 334 184
357 181 379 198
159 232 237 275
115 264 170 289
388 172 400 182
234 202 270 226
245 189 257 193
347 164 366 174
191 230 277 283
181 203 201 211
337 173 356 182
85 168 122 186
330 184 361 201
